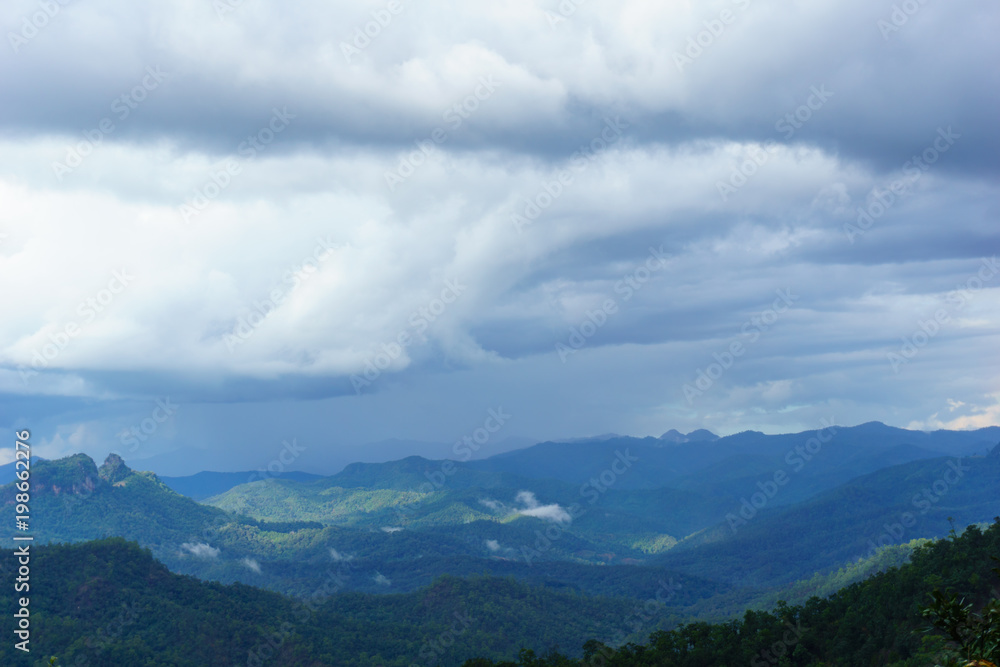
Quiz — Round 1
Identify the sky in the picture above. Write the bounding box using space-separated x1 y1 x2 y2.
1 0 998 475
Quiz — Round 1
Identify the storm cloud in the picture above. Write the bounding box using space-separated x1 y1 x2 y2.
1 0 997 472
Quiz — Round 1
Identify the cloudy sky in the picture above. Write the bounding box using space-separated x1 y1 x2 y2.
1 0 998 474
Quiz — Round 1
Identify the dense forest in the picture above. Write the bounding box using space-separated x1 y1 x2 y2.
0 537 641 667
3 438 998 665
1 519 997 666
460 520 1000 666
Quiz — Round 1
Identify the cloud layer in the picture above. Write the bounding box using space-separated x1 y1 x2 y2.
1 0 997 471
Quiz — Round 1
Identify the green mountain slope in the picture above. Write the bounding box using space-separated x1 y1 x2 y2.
463 519 1000 666
466 423 999 492
0 538 647 667
0 454 721 602
656 451 1000 588
0 453 230 546
159 469 323 501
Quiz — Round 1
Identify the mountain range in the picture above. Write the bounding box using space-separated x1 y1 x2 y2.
3 421 998 664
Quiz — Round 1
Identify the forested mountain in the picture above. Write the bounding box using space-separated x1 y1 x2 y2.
0 453 723 600
5 521 997 666
4 430 998 667
466 422 999 499
459 519 1000 666
656 450 1000 587
159 470 324 501
140 423 1000 505
5 436 1000 608
0 538 641 666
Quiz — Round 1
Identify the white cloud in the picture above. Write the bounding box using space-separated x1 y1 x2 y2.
329 548 354 562
906 394 1000 432
520 504 572 524
240 557 261 573
514 490 572 524
1 134 995 416
479 498 504 511
1 0 998 456
181 542 220 559
485 539 500 552
373 572 391 586
515 490 539 508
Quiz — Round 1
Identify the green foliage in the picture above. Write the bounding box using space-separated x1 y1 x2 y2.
0 538 644 667
461 519 1000 667
656 453 1000 589
920 557 1000 665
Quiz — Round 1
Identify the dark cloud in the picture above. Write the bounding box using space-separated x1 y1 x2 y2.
1 0 997 467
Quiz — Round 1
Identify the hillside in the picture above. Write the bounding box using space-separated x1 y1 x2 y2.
467 422 999 500
5 522 998 666
159 469 324 501
7 438 1000 648
144 424 1000 505
0 538 645 667
0 453 230 546
656 451 1000 588
0 454 722 602
204 435 1000 591
462 519 1000 666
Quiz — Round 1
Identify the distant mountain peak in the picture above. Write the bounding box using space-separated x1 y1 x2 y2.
564 433 623 443
855 421 891 430
659 429 719 443
99 453 132 484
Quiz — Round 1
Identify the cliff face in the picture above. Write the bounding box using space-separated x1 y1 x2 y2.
99 452 133 485
16 453 102 498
